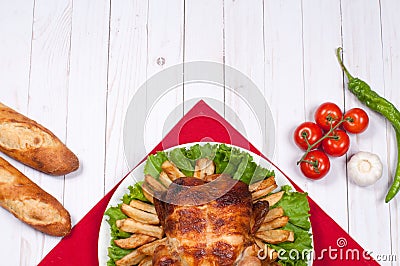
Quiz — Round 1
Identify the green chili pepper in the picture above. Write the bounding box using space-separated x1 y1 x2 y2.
336 47 400 202
388 130 400 202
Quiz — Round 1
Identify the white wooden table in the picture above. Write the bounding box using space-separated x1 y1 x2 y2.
1 0 399 265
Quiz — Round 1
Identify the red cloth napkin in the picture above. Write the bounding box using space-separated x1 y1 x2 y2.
40 100 378 266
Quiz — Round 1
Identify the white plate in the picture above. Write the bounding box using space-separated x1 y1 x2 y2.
98 142 313 265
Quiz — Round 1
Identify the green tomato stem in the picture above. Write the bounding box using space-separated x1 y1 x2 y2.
297 117 349 165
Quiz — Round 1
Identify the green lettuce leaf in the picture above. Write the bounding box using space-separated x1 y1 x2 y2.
107 245 132 266
104 206 132 266
275 185 311 230
143 151 168 177
105 181 151 265
184 143 217 160
213 144 274 184
275 223 313 254
169 148 194 176
105 206 130 239
270 186 313 266
122 182 149 204
167 144 218 176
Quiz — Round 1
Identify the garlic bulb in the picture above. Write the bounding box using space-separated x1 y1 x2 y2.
347 151 383 187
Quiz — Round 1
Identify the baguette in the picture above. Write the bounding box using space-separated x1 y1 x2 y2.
0 102 79 175
0 156 71 236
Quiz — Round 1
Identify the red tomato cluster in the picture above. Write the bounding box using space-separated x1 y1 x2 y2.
294 102 369 180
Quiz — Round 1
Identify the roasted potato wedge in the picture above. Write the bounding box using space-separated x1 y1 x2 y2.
256 191 284 206
194 158 215 179
249 176 276 192
256 229 294 244
141 183 155 204
263 207 284 223
144 174 166 192
114 234 156 249
137 238 168 256
252 183 278 200
129 199 157 214
258 216 289 231
158 171 172 187
116 218 163 239
115 250 146 266
121 204 160 225
161 161 185 180
138 256 152 266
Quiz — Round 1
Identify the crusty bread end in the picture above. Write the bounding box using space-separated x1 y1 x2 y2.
0 102 79 175
0 157 71 236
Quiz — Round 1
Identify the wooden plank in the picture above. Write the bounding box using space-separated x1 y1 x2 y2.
263 1 305 185
0 0 32 110
341 0 392 260
380 0 400 262
183 0 225 114
105 0 149 191
27 0 73 263
63 0 109 227
144 0 184 153
301 0 348 230
0 1 34 264
224 0 268 157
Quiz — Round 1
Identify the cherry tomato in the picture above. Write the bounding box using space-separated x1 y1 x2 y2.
321 129 350 157
300 150 330 179
314 102 343 131
293 122 324 150
342 108 369 134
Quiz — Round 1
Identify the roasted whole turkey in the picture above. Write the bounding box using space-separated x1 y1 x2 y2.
153 175 270 266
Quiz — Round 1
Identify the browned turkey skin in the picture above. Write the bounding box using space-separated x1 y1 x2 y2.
153 175 269 266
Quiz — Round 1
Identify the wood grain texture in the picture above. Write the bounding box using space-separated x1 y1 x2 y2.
341 0 392 262
105 0 148 192
381 0 400 261
63 0 109 223
224 0 267 157
27 0 73 262
183 0 225 114
145 0 184 153
263 0 306 189
0 1 34 264
0 0 33 110
301 0 348 231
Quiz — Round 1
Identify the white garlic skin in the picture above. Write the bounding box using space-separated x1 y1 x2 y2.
347 151 383 187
